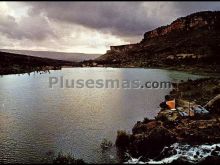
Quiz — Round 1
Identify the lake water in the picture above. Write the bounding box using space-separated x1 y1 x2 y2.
0 68 204 164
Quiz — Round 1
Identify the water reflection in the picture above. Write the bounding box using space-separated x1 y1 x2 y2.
0 68 204 163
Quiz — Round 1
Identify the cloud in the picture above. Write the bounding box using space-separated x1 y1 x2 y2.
173 2 220 16
0 14 55 40
0 13 128 53
27 2 159 37
26 2 220 39
1 2 220 53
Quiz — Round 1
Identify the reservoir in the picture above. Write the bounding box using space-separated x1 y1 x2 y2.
0 68 204 163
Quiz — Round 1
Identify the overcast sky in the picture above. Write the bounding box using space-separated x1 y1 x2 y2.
0 2 220 54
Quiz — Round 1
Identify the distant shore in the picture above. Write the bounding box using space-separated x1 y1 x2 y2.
1 49 220 77
0 51 79 76
79 59 220 77
2 64 220 77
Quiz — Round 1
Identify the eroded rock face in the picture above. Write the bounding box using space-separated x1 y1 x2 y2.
143 11 220 41
109 44 139 53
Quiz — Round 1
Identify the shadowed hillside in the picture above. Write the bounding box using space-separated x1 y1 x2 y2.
0 51 80 75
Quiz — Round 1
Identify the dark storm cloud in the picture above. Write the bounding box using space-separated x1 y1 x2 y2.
27 2 157 37
25 2 220 39
1 2 220 44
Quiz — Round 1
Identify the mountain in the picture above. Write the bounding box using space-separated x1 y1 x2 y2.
0 51 79 75
97 11 220 71
0 49 101 62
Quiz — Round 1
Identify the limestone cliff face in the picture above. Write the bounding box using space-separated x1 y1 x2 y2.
109 44 139 53
143 11 220 41
97 11 220 66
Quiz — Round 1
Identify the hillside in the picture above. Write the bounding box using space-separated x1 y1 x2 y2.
0 49 101 62
96 11 220 73
0 51 79 75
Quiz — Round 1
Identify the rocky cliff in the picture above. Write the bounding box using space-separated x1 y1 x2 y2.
142 11 220 41
97 11 220 71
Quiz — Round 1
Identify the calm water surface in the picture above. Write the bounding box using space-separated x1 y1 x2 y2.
0 68 204 163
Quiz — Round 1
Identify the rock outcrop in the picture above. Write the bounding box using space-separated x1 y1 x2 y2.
109 44 139 53
97 11 220 71
142 11 220 41
116 78 220 160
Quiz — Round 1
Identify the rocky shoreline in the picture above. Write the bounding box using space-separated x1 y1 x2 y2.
116 78 220 164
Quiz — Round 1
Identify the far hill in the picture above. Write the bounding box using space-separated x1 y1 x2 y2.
0 49 101 62
96 11 220 73
0 51 79 75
